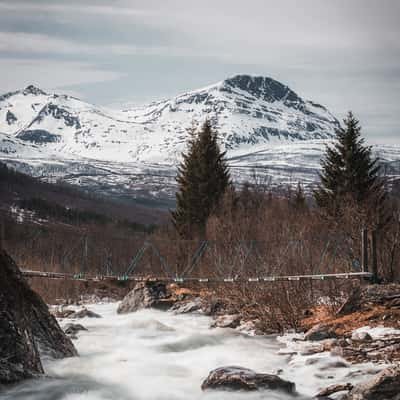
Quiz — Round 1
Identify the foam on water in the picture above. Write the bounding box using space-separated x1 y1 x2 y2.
1 303 383 400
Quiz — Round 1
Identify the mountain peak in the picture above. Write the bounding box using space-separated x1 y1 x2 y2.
22 85 47 96
222 74 301 104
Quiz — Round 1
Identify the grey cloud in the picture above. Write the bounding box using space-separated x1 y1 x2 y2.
0 0 399 142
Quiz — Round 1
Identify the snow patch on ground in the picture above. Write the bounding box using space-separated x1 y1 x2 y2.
352 326 400 339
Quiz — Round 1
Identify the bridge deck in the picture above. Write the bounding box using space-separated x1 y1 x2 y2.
21 269 373 282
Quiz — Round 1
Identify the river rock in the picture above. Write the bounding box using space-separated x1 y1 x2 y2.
342 365 400 399
63 323 88 335
69 308 101 319
117 281 174 314
351 331 373 342
304 323 338 341
0 250 77 385
210 314 241 329
201 366 296 393
170 297 203 314
52 308 75 318
316 383 353 398
202 297 230 316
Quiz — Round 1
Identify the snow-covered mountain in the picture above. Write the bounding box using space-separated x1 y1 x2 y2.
0 75 340 162
0 75 398 207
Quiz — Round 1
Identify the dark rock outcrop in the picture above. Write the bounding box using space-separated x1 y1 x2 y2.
201 366 296 393
342 365 400 399
0 250 77 385
117 281 174 314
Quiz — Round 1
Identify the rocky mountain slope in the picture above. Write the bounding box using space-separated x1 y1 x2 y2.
0 75 340 163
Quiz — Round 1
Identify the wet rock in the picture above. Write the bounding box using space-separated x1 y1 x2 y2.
351 331 373 342
117 281 174 314
70 308 101 319
316 383 353 398
304 323 338 341
0 250 77 385
170 298 203 314
201 366 296 393
52 308 75 319
343 365 400 399
202 298 229 316
300 343 325 355
236 320 265 336
320 361 349 370
321 338 339 351
63 323 88 336
388 297 400 309
210 314 241 329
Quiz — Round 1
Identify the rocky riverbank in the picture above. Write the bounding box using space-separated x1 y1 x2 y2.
51 294 400 400
3 258 399 399
0 250 77 386
109 279 400 399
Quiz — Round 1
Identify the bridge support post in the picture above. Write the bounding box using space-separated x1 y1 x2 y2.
361 228 368 274
371 230 378 283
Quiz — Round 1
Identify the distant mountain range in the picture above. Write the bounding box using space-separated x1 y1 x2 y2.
0 75 398 208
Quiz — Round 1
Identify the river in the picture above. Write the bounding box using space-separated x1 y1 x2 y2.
1 303 378 400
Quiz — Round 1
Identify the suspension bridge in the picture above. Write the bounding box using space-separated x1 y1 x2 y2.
20 231 377 283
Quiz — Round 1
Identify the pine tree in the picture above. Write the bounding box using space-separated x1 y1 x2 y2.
171 120 231 238
314 112 385 216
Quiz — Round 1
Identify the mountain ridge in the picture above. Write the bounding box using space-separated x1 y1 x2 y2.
0 74 340 164
0 75 398 208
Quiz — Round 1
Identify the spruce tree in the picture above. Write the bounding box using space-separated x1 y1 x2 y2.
172 120 231 238
314 112 384 216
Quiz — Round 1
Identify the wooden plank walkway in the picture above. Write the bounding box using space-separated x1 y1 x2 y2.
21 269 373 283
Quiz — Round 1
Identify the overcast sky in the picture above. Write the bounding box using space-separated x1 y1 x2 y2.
1 0 399 144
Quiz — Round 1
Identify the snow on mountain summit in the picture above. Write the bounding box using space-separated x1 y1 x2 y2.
1 76 399 207
0 74 341 164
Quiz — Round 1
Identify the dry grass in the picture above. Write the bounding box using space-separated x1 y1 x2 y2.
301 304 400 336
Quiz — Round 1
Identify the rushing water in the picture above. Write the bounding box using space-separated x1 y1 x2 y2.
1 303 378 400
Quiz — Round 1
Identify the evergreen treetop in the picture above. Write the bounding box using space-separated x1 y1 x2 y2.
171 120 231 238
314 112 385 218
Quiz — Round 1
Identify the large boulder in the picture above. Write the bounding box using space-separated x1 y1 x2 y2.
0 250 77 385
201 366 296 394
342 365 400 400
117 281 174 314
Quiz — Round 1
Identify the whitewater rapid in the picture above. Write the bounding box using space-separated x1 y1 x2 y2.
1 303 379 400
